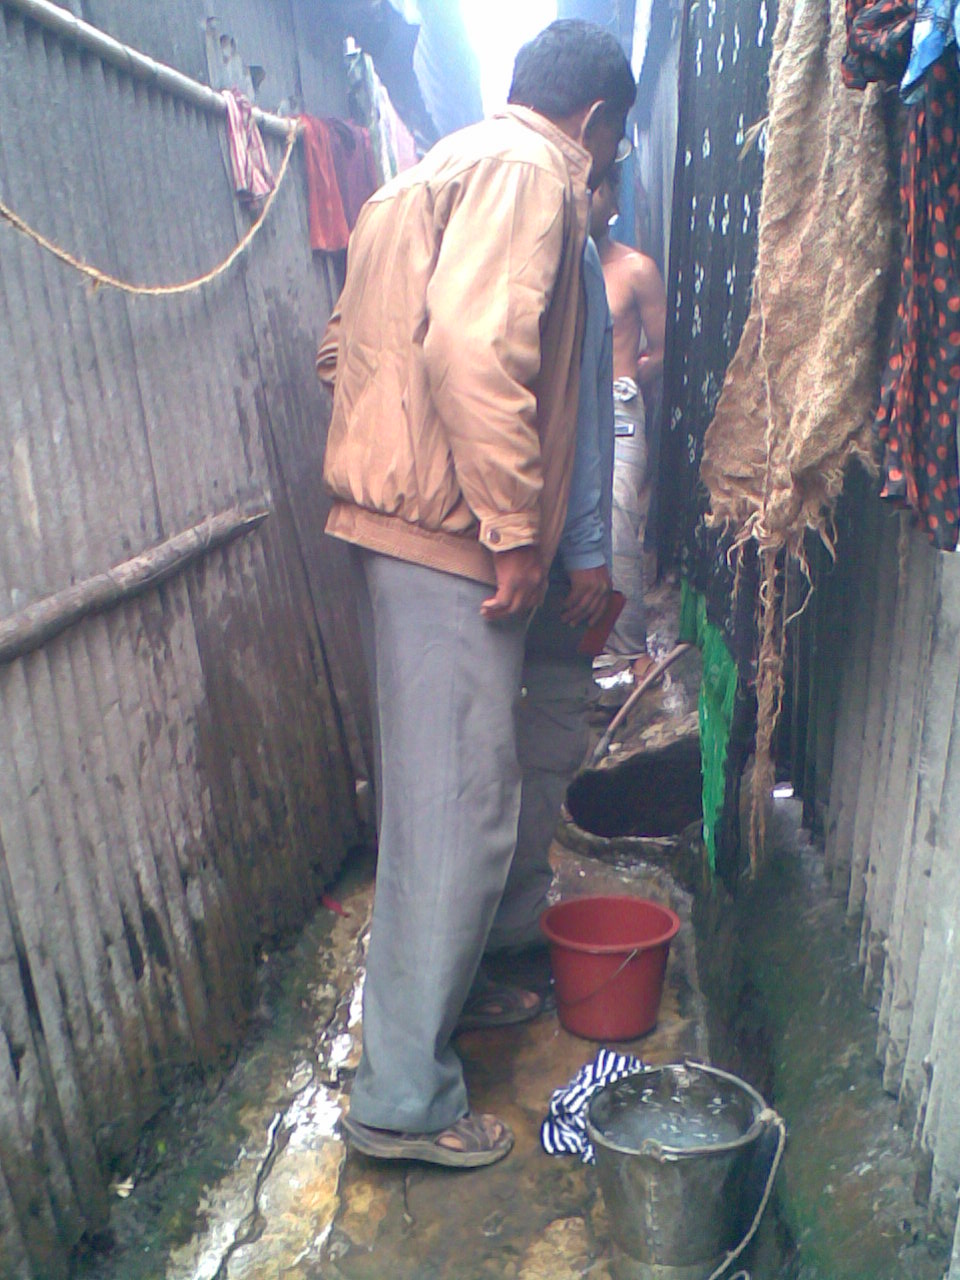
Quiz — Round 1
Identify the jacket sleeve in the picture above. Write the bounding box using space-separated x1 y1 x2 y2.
316 304 341 391
423 160 569 553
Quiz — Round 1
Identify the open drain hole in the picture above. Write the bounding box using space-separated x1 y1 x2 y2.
566 736 702 838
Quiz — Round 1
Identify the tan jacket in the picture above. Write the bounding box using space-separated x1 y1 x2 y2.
317 106 591 586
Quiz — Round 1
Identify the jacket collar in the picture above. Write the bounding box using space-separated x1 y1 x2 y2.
496 105 592 189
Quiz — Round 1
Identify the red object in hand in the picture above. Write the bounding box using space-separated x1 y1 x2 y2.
577 591 626 657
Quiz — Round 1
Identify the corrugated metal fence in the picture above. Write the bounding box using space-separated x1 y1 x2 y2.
0 2 367 1274
788 465 960 1266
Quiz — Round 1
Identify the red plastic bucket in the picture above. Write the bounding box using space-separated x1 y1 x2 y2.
540 895 681 1040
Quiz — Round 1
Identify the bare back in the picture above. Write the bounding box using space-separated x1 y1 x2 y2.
598 240 667 388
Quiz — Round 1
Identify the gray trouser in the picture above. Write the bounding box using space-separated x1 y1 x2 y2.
608 421 649 656
486 654 593 952
350 548 527 1133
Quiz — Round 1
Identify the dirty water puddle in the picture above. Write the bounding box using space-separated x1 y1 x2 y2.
74 855 373 1280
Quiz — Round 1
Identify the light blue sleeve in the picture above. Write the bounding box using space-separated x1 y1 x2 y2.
559 237 615 573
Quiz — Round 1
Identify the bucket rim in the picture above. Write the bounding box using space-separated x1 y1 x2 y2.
540 894 681 954
585 1060 769 1160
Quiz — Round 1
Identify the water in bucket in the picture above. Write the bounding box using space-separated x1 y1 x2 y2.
599 1086 744 1151
587 1062 783 1280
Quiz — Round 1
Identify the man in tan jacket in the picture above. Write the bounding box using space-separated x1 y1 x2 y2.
317 20 635 1169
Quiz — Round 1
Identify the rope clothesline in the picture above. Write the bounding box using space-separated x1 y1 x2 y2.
0 120 301 297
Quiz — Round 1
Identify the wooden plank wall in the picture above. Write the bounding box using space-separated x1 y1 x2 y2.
0 2 369 1273
789 466 960 1267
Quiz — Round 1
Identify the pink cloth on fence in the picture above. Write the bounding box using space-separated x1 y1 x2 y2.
223 88 275 209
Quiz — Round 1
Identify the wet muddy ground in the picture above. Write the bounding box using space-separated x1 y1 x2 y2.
324 850 703 1280
74 581 713 1280
73 579 953 1279
700 797 952 1280
75 841 704 1280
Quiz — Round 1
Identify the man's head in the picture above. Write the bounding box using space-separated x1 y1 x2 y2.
508 20 636 189
589 165 621 240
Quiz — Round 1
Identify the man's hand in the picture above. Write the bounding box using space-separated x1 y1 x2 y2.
561 565 612 627
481 546 546 620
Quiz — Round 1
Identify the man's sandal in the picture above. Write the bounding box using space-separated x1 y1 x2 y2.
340 1111 514 1168
455 981 543 1033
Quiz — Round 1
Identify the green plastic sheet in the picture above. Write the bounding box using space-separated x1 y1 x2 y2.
679 579 739 871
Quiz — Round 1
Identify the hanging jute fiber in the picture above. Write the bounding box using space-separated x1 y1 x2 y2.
699 0 899 865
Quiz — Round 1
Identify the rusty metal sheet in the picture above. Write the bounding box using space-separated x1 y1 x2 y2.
0 4 364 1274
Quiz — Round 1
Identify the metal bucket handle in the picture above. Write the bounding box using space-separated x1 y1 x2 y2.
705 1103 787 1280
557 947 639 1008
587 1061 786 1280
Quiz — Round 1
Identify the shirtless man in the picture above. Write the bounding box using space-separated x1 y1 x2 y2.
590 163 667 676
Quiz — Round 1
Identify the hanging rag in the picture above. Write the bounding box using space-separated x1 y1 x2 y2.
327 119 378 227
841 0 914 90
347 48 418 184
300 116 378 252
300 116 351 251
700 0 897 554
377 82 419 172
698 0 900 860
541 1048 644 1164
901 0 960 100
222 88 275 210
875 52 960 549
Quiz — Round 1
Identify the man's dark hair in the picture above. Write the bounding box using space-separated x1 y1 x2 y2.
508 20 636 120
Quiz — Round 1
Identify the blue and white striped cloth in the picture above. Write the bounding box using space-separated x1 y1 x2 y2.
540 1047 644 1164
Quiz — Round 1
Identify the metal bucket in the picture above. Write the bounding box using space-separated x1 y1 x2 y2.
586 1061 773 1280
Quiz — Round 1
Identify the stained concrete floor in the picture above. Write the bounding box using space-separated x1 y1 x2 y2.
74 575 953 1280
75 839 708 1280
76 579 716 1280
322 848 705 1280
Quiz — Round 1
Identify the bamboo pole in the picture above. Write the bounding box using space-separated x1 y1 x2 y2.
589 644 694 765
0 0 293 138
0 505 269 665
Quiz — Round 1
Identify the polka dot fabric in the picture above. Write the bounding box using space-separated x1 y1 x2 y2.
841 0 914 89
877 54 960 550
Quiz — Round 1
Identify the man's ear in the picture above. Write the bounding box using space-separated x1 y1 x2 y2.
579 100 608 145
